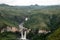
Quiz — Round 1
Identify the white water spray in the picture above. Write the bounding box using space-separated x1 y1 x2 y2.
19 17 28 40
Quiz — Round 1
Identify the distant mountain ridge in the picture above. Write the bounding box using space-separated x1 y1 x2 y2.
0 4 60 10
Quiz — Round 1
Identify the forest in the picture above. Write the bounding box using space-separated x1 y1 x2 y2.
0 4 60 40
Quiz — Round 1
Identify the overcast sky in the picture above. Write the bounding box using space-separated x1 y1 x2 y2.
0 0 60 6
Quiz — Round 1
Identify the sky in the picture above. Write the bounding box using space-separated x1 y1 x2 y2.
0 0 60 6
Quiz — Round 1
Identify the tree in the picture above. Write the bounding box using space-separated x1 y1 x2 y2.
45 14 60 31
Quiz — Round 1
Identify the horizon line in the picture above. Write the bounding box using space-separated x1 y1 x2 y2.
0 3 60 6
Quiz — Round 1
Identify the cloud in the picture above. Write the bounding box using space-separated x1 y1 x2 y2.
0 0 60 6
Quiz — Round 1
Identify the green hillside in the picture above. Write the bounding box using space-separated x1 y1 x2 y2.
0 4 60 40
0 4 31 27
47 27 60 40
24 13 49 30
0 4 60 31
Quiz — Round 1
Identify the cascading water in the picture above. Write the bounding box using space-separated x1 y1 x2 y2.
19 17 28 40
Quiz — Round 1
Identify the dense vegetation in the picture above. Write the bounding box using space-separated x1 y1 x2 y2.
24 13 60 40
47 27 60 40
0 4 60 40
0 32 17 40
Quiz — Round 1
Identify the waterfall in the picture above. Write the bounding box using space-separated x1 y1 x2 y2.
19 17 28 40
21 31 24 39
24 31 26 39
